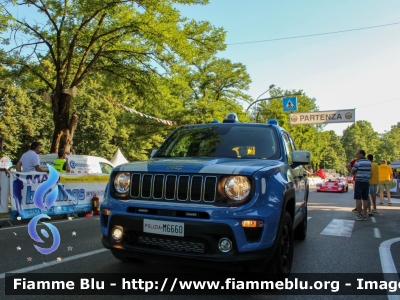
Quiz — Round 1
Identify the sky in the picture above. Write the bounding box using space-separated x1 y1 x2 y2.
177 0 400 135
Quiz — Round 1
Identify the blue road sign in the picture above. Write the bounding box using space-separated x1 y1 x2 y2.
283 97 298 112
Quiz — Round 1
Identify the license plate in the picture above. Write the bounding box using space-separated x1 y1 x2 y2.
143 219 184 237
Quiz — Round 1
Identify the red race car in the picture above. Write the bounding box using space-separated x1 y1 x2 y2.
316 178 349 193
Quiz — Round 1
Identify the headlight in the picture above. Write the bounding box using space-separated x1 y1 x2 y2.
224 176 251 201
114 172 131 194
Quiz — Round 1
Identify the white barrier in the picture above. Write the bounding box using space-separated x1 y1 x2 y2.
9 172 109 220
0 172 9 213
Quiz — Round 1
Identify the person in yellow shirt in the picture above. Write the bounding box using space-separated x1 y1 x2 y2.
53 150 70 173
367 154 379 213
378 159 394 205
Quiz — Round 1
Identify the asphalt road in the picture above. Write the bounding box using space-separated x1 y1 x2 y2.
1 185 400 300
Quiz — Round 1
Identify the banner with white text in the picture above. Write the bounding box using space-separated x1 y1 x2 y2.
9 172 109 220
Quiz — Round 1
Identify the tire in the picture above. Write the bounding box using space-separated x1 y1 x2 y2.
111 249 143 263
264 212 294 280
345 186 348 192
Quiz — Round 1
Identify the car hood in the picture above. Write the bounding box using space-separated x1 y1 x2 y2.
116 157 279 176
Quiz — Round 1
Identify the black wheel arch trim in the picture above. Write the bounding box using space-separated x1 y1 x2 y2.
261 186 295 265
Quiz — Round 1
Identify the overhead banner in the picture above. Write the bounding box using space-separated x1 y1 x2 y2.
9 172 109 220
289 109 355 125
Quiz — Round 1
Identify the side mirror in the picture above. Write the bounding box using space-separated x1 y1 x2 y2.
292 150 310 165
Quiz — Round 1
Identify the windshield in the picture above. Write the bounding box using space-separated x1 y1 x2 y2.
155 125 281 159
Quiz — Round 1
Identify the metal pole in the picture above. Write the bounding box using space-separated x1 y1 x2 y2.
246 93 302 112
253 85 275 123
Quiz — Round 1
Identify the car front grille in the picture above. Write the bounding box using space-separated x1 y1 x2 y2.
125 232 209 254
130 173 217 202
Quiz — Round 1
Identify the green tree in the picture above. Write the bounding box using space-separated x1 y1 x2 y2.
111 56 254 159
377 124 400 163
313 130 347 174
257 89 319 157
0 79 52 161
70 73 180 160
256 89 349 173
340 121 382 163
1 0 225 153
183 57 252 123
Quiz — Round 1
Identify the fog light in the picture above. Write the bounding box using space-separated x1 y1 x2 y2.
218 237 232 253
112 226 123 241
102 209 110 215
242 220 264 228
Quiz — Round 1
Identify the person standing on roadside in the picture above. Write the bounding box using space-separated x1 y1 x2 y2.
352 150 371 221
0 137 10 177
16 142 48 172
367 154 379 214
12 174 24 217
378 159 394 205
346 157 358 212
53 150 70 173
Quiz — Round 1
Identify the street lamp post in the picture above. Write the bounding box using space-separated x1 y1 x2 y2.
246 92 302 123
253 84 275 122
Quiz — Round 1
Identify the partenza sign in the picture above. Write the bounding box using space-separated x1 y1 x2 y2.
289 109 355 125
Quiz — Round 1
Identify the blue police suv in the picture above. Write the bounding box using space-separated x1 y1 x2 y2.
100 114 310 280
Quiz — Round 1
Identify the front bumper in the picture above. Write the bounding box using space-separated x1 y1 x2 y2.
102 214 276 266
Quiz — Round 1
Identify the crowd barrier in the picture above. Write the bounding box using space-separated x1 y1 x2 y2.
389 179 399 197
0 171 109 220
0 172 9 214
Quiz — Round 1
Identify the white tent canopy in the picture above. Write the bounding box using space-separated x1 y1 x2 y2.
390 160 400 169
110 148 129 166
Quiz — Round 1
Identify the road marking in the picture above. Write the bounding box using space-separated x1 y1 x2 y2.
0 248 108 279
0 216 99 231
371 217 377 223
374 228 381 238
379 238 400 300
320 219 355 237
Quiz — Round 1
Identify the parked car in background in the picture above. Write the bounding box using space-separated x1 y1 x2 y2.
39 154 115 174
316 178 349 193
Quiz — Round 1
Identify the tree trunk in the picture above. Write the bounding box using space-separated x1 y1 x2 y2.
50 92 79 153
60 112 79 153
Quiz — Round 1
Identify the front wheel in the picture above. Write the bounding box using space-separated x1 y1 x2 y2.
264 212 294 280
